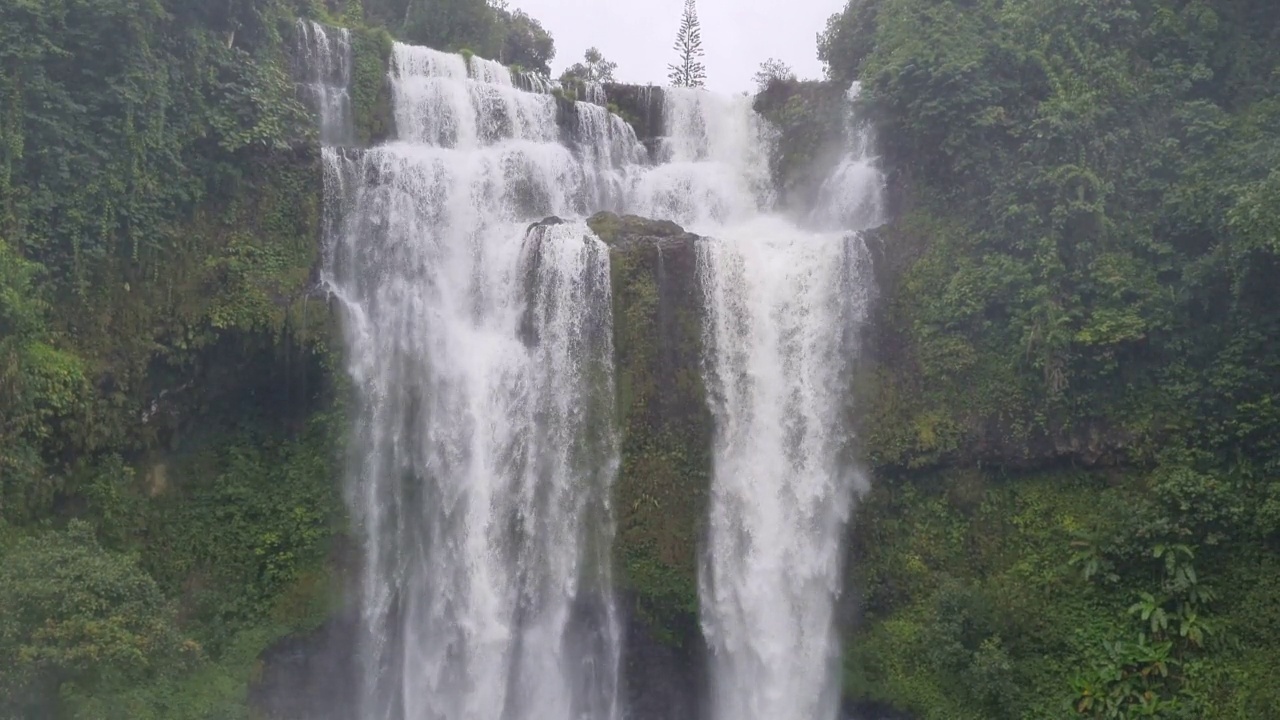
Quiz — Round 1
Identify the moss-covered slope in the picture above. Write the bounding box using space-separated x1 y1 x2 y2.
591 211 711 719
591 212 711 644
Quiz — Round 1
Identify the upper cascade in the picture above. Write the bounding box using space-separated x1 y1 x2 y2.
293 19 354 146
629 88 776 229
384 42 643 214
582 81 608 106
391 44 560 147
810 82 885 230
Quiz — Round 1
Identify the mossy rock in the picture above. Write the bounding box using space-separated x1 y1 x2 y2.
601 84 666 143
351 26 395 146
595 211 711 648
752 79 848 216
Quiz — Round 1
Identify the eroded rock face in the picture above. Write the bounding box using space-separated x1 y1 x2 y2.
622 597 705 720
596 212 711 720
250 609 360 720
588 213 709 643
601 85 666 144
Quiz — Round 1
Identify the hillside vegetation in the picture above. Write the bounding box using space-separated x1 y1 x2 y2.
812 0 1280 716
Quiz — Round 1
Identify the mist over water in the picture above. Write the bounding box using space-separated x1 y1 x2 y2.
297 22 884 720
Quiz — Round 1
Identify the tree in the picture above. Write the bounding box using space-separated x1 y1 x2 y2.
560 47 618 86
667 0 706 88
497 8 556 75
403 0 501 55
752 58 795 91
816 0 878 85
0 522 194 714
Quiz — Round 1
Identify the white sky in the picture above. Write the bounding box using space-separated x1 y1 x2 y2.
508 0 843 93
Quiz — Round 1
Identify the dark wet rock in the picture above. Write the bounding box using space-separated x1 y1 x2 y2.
249 609 360 720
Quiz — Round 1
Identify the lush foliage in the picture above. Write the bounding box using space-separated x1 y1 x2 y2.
668 0 707 88
367 0 556 74
753 58 796 92
845 470 1280 719
814 0 1280 716
0 0 352 715
349 25 397 145
823 0 1280 470
561 47 620 86
752 80 849 211
0 521 192 716
0 0 570 711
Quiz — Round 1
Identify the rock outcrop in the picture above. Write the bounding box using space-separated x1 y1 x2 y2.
590 212 711 719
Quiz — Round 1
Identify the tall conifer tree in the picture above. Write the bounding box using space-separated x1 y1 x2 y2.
668 0 706 87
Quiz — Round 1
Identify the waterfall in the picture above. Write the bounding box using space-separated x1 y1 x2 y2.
583 82 608 106
628 89 774 228
811 82 885 230
631 87 884 720
312 39 632 720
299 21 883 718
294 20 354 146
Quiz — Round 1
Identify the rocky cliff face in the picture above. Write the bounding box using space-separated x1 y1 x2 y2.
590 212 711 720
602 84 666 152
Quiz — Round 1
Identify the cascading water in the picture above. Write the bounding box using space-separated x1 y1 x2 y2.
310 36 641 720
629 90 774 227
630 87 884 720
811 82 885 230
294 20 354 146
299 19 883 718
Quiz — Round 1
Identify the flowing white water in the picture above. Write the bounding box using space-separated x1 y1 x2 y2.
811 83 885 230
628 90 774 228
312 38 635 720
300 22 883 718
629 88 883 720
698 227 874 720
294 20 354 146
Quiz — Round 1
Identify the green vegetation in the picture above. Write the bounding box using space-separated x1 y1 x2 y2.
753 80 849 211
668 0 707 88
592 213 712 648
6 0 1278 714
350 26 396 146
0 0 570 711
752 58 796 93
1 0 365 715
357 0 555 74
560 47 620 88
0 520 192 716
815 0 1280 716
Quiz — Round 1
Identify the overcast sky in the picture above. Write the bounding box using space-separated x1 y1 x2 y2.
508 0 844 93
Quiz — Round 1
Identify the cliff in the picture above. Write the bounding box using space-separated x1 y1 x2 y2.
593 212 711 719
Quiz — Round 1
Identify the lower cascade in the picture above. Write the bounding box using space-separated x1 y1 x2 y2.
303 25 883 720
699 221 873 720
642 92 883 720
